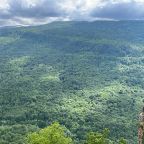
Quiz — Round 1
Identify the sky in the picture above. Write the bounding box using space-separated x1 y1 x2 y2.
0 0 144 26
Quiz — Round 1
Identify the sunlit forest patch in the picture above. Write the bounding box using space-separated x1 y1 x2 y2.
0 36 19 45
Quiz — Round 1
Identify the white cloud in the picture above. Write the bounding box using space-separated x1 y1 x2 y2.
0 0 9 9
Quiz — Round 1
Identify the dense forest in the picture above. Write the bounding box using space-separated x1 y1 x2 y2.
0 21 144 144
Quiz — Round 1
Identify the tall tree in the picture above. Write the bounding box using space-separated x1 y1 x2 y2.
27 122 73 144
85 128 110 144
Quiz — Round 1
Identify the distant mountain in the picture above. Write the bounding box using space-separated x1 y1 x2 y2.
0 21 144 144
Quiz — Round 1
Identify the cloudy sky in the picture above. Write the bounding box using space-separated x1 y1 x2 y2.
0 0 144 26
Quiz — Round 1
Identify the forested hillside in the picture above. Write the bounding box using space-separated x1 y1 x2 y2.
0 21 144 144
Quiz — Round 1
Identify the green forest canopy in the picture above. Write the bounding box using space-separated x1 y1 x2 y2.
0 21 144 144
27 122 127 144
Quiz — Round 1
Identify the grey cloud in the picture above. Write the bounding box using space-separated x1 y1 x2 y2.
91 2 144 20
8 0 64 18
0 0 66 26
0 0 65 20
0 0 144 26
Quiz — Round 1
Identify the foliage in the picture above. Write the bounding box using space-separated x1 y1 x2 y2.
85 129 110 144
118 138 127 144
0 21 144 143
27 122 73 144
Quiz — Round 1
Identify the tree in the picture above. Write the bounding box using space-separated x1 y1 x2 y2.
119 138 127 144
85 128 110 144
27 122 73 144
